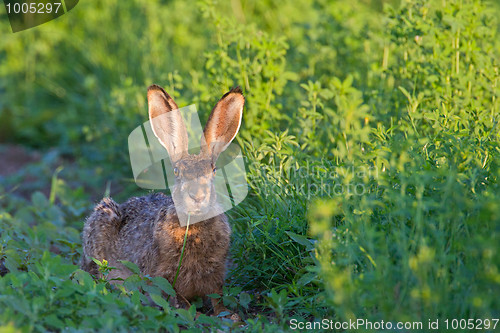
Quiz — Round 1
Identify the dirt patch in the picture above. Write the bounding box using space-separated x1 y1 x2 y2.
0 144 128 203
0 145 41 177
0 144 70 201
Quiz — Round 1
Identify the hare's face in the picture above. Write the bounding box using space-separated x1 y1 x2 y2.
171 155 216 216
147 84 244 223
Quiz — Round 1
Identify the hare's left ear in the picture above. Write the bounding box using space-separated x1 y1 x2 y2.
148 84 189 164
202 87 244 161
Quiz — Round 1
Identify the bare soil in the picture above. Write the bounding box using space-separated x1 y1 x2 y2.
0 145 41 177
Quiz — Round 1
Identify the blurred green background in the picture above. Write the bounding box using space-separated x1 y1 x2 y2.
0 0 499 331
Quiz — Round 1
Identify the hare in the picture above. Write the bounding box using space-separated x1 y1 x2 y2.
80 84 245 315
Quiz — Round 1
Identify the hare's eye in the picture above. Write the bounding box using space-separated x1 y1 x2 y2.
173 167 179 177
213 167 217 176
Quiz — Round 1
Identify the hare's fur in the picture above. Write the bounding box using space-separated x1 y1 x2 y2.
81 85 244 314
81 194 230 306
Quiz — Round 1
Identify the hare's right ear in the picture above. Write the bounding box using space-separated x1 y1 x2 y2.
148 84 188 163
203 87 244 161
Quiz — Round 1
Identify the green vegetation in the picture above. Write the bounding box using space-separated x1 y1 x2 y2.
1 0 499 331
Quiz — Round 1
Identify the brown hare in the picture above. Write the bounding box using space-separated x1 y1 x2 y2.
81 84 245 315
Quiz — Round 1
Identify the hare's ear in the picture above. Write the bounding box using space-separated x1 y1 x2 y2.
203 87 244 160
148 84 188 163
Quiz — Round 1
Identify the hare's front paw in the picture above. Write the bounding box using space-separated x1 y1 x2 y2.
168 296 181 309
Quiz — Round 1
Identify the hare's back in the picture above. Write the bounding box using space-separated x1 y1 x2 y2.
120 192 171 223
117 192 172 248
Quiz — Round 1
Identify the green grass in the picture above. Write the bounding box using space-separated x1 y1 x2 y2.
1 0 499 331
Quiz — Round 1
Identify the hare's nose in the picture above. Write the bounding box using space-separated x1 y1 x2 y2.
188 186 206 203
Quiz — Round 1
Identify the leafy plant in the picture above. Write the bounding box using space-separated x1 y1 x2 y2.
1 0 499 331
